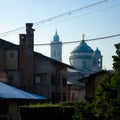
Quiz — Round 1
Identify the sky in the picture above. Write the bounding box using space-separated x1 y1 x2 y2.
0 0 120 70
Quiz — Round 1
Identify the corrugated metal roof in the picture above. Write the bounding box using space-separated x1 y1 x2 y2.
0 82 47 100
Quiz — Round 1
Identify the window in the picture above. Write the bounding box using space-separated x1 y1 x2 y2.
35 76 41 83
34 73 42 84
98 58 101 67
34 73 47 84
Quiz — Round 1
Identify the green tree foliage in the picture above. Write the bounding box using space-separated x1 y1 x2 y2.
112 43 120 72
112 43 120 119
72 102 96 120
93 73 117 119
72 103 83 120
93 43 120 120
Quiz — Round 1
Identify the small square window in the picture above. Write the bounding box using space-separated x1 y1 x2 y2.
34 73 47 84
35 76 41 83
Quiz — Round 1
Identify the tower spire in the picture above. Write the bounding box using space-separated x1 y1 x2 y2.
82 33 85 41
55 29 57 35
53 29 59 41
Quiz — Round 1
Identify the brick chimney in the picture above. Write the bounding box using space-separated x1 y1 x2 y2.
19 23 35 91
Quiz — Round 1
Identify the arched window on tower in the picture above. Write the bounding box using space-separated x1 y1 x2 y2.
98 58 101 68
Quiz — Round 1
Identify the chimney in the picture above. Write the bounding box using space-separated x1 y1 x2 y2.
19 23 35 91
20 23 35 51
26 23 35 35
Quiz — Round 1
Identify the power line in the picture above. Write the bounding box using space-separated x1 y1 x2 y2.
0 0 109 37
37 2 120 29
34 33 120 46
0 33 119 47
34 0 108 26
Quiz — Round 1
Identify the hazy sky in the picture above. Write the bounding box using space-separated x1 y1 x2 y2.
0 0 120 70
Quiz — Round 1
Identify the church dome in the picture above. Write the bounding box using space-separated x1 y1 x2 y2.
53 30 59 42
94 48 101 55
71 40 94 54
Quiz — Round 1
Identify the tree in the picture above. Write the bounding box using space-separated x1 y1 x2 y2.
93 73 117 119
112 43 120 72
93 43 120 120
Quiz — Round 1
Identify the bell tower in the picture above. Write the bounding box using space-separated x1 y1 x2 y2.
92 48 103 71
50 30 62 61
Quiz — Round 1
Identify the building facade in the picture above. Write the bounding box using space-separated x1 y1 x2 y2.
0 23 73 103
50 31 62 62
0 81 47 120
78 70 113 101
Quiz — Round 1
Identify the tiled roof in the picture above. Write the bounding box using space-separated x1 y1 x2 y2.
0 82 48 100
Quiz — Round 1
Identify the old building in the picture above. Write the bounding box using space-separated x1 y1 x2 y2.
78 70 113 101
0 23 73 103
67 68 85 101
0 81 47 120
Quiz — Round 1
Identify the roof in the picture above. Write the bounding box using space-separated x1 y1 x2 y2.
0 38 73 69
0 38 18 49
53 30 60 42
67 81 75 85
78 70 113 82
0 82 48 100
71 40 93 54
94 48 101 55
34 52 74 69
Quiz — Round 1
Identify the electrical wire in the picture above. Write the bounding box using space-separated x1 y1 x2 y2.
34 33 120 46
0 0 109 37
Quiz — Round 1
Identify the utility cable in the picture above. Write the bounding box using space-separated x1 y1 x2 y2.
0 0 109 37
34 33 120 46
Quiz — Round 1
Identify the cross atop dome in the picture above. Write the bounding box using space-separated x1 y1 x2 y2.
82 33 85 40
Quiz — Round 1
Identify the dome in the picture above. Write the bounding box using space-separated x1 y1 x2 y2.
53 30 59 42
94 48 101 55
71 40 94 54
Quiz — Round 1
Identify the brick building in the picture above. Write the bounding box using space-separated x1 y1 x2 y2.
0 23 73 103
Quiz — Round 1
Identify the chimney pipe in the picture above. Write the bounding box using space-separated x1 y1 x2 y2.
26 23 35 35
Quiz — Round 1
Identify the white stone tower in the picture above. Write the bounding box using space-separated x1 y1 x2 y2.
50 30 62 61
